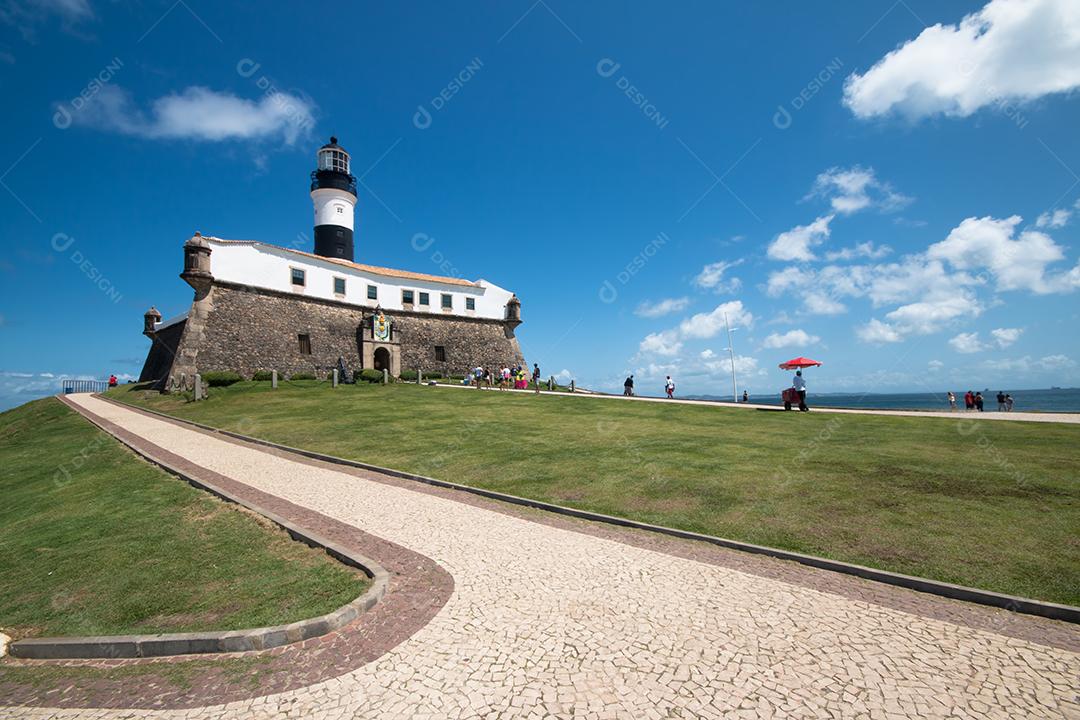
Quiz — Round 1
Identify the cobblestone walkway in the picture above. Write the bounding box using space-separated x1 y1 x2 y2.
5 394 1078 719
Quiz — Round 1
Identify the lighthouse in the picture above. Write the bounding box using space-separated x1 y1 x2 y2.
310 136 358 262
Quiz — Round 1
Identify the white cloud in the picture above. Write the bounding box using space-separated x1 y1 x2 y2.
553 369 574 383
638 330 682 357
949 331 987 353
1035 209 1071 229
767 215 833 262
761 329 821 349
678 300 754 339
72 85 316 145
635 297 690 318
882 292 983 336
983 354 1077 372
991 326 1023 348
807 166 912 215
824 241 892 262
700 349 716 359
692 259 743 293
856 319 903 344
843 0 1080 121
927 215 1079 294
928 359 945 371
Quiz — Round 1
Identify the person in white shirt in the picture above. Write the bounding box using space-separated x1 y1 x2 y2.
792 370 808 411
665 376 676 399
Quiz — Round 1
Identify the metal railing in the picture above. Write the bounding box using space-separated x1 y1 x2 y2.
62 379 109 394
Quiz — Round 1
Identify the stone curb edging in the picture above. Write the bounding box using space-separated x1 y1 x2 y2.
9 396 391 661
97 395 1080 626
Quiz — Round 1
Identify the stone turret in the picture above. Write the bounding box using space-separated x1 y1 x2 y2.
505 294 522 328
143 306 162 336
180 232 213 297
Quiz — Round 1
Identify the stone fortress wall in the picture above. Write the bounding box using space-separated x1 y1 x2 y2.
143 281 525 384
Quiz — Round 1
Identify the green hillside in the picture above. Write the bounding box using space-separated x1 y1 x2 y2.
0 397 367 639
114 381 1080 606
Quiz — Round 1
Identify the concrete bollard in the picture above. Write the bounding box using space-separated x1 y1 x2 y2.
383 368 389 385
418 369 423 385
332 369 339 388
569 380 575 393
193 374 205 401
271 370 278 389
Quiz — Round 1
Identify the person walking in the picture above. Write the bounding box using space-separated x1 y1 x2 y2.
974 391 984 412
665 376 675 399
532 363 541 394
500 366 510 390
948 391 957 411
623 375 634 396
996 390 1007 411
964 390 974 411
1005 393 1014 411
473 366 484 389
792 370 808 411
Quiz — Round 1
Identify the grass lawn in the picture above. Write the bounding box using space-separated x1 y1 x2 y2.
0 397 368 639
113 380 1080 606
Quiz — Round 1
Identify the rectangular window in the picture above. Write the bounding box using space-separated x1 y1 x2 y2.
434 345 446 362
367 284 378 300
333 277 346 295
465 297 476 311
291 268 306 287
402 289 415 305
298 334 312 355
441 293 452 309
419 292 430 306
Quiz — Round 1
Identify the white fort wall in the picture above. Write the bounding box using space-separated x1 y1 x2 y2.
205 240 515 320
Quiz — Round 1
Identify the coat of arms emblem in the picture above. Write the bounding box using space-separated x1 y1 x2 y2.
373 313 391 341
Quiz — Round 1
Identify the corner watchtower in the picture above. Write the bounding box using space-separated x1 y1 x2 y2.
310 136 358 262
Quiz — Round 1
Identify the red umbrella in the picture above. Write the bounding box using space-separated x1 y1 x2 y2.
778 356 822 370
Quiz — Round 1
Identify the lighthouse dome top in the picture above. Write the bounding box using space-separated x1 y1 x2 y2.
316 136 350 174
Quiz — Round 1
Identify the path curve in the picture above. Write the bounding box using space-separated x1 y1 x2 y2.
5 394 1078 719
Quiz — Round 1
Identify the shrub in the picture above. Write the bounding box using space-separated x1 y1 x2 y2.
399 369 418 381
252 370 274 381
355 368 384 384
201 371 242 387
448 374 466 381
290 372 316 381
424 371 443 380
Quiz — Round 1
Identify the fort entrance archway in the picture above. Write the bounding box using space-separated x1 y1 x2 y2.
373 347 391 372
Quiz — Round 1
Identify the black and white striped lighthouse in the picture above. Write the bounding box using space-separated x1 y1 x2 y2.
310 136 358 262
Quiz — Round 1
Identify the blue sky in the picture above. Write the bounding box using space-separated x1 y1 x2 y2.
2 0 1079 409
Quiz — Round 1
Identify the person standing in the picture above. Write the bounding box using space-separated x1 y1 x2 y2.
623 375 634 396
473 366 484 389
500 366 510 390
996 390 1006 411
974 391 984 412
108 374 118 388
742 390 749 403
964 390 974 411
1005 393 1014 411
532 363 541 394
665 376 675 399
948 391 957 411
793 370 808 411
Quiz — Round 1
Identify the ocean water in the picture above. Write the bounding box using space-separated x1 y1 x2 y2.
689 388 1080 413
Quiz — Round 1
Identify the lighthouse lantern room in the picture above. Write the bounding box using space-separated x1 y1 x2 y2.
310 136 358 262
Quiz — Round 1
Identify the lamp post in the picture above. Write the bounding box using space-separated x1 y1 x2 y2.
724 313 738 402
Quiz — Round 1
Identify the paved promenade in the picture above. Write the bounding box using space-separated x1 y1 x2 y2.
437 383 1080 424
4 394 1078 719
